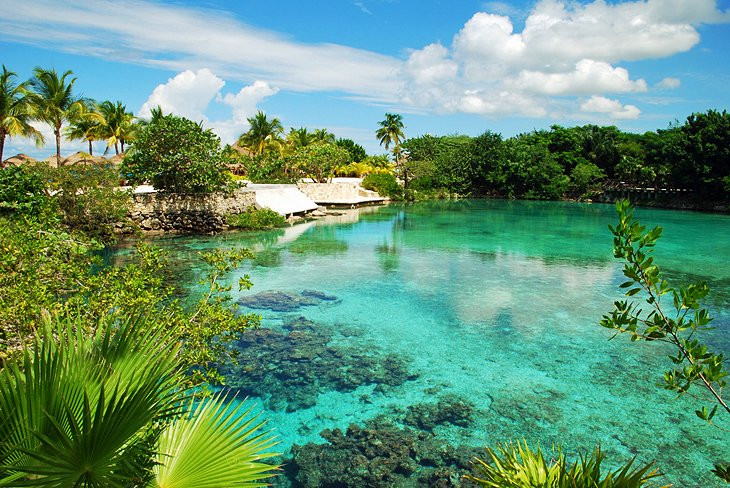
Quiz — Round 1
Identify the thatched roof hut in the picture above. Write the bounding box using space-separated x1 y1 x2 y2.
43 155 63 168
2 154 38 167
108 154 125 166
63 151 107 166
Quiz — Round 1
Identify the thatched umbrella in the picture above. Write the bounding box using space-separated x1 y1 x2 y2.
62 151 106 166
43 155 62 168
2 153 38 167
108 154 125 166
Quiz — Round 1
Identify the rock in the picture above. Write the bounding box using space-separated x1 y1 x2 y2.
221 317 417 412
238 289 339 312
286 417 482 487
403 394 475 430
300 289 338 301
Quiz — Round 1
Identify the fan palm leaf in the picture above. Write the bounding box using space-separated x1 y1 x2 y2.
0 312 184 487
150 393 278 488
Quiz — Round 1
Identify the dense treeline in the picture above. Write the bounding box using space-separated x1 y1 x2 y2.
400 110 730 201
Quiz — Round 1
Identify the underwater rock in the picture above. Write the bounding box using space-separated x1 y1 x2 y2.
237 289 340 312
223 317 418 412
286 417 482 487
403 394 475 430
300 289 338 301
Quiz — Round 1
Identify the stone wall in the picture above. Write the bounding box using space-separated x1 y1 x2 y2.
129 188 256 233
297 182 382 202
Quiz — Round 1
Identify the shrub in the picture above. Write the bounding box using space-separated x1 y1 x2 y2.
570 160 605 197
0 165 55 218
289 143 349 182
466 441 661 488
227 207 286 230
42 163 132 243
362 173 402 199
122 114 230 193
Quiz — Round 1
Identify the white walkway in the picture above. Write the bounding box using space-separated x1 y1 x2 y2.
246 183 319 216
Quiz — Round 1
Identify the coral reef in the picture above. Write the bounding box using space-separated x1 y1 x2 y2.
237 289 339 312
403 394 475 430
286 417 482 487
224 316 418 412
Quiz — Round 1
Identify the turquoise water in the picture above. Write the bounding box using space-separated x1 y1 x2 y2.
117 200 730 486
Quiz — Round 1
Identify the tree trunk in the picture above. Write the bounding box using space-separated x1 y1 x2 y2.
88 140 93 156
115 141 119 155
0 132 5 167
55 126 61 167
120 140 125 154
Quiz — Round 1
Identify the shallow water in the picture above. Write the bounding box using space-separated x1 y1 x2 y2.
114 200 730 486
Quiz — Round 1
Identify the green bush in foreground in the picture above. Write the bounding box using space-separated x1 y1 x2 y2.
227 207 286 230
602 199 729 482
466 442 662 488
0 312 278 486
362 173 402 200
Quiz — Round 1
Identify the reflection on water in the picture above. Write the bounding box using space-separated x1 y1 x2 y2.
108 200 730 486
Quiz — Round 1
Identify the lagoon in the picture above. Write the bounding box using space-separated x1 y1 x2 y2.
116 200 730 486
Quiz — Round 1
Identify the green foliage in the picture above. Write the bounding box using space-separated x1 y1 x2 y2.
289 143 349 183
469 130 506 194
122 114 230 193
336 137 367 162
334 161 392 177
0 312 277 486
602 200 728 411
41 163 131 243
238 111 284 157
245 155 297 184
0 166 55 217
677 109 730 196
602 200 729 481
152 393 278 487
28 67 88 162
361 173 403 200
0 209 261 387
466 442 662 488
502 133 570 200
0 65 44 163
570 161 606 197
227 207 286 230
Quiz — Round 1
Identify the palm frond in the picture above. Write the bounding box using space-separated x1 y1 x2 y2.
151 393 279 488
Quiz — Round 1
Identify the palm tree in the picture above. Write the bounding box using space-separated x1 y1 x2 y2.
0 312 278 486
312 128 336 145
28 67 86 164
65 103 103 155
0 65 44 164
237 111 283 157
375 113 405 153
376 113 406 183
98 100 136 155
287 127 314 149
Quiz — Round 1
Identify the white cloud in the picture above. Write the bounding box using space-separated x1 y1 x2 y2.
657 77 681 89
137 70 279 145
139 69 224 121
580 96 641 119
0 0 401 102
399 0 725 120
0 0 725 128
222 81 279 124
514 60 647 95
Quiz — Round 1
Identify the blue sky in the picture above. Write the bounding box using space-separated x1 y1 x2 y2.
1 0 729 159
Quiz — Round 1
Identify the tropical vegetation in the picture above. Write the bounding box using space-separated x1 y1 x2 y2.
602 199 729 481
27 67 87 164
467 442 662 488
0 65 44 163
121 113 231 193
